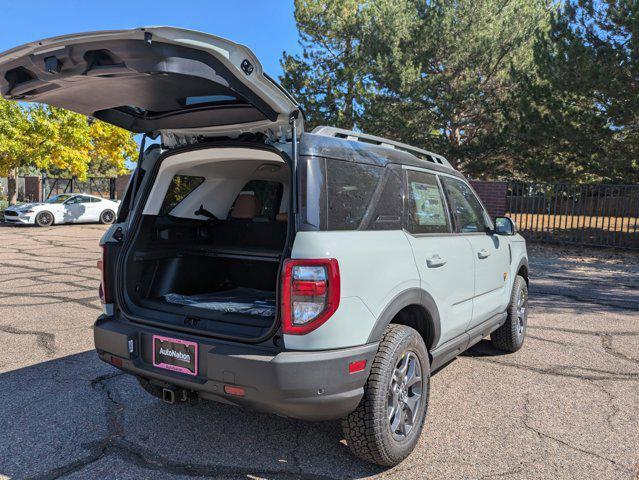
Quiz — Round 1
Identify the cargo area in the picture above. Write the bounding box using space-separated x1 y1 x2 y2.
121 146 291 340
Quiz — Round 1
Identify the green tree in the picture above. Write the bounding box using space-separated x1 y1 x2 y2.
280 0 372 130
359 0 552 173
509 0 639 183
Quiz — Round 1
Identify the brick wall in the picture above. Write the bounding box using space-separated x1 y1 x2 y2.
470 181 508 218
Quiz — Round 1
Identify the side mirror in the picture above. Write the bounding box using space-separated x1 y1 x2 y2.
494 216 517 235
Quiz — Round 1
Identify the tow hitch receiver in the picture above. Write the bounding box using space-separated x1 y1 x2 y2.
161 385 198 405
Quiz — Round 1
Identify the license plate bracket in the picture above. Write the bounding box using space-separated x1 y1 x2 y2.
152 335 198 376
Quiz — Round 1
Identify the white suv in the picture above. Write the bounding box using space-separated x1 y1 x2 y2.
0 27 529 466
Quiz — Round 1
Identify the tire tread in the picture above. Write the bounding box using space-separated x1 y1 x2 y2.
342 324 429 466
491 275 527 352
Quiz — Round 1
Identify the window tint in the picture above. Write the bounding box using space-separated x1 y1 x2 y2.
46 194 73 204
441 177 488 233
366 166 403 230
234 180 283 219
299 157 402 231
66 195 92 204
406 170 450 234
90 197 103 203
159 175 205 216
326 159 384 230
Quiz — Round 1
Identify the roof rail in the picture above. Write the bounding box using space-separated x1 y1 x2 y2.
311 126 453 169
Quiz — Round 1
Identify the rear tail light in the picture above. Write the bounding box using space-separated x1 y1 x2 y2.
97 245 111 304
281 258 340 335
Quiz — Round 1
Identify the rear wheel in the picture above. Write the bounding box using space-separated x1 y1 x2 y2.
35 211 54 227
342 324 430 466
491 275 528 352
100 209 115 224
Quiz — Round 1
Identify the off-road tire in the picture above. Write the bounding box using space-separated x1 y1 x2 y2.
341 324 430 466
491 275 528 352
35 211 54 227
100 209 116 224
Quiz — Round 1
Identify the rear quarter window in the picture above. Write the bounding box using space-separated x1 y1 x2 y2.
300 157 402 231
159 175 205 216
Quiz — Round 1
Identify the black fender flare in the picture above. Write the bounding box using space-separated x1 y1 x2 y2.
366 288 441 349
515 257 529 284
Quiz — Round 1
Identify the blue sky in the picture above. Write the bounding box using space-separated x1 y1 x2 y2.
0 0 300 78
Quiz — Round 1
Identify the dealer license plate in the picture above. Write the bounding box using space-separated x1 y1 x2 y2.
152 335 198 376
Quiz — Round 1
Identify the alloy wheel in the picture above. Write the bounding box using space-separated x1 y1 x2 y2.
102 210 115 224
516 288 528 337
387 351 423 439
38 212 53 226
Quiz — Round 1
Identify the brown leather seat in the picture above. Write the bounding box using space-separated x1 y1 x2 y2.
276 212 288 222
230 194 261 220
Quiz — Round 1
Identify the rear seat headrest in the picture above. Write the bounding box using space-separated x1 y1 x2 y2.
231 194 261 219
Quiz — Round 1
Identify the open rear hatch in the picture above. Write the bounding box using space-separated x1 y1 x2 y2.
0 27 300 136
0 27 301 342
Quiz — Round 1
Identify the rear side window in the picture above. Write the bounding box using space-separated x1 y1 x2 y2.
405 170 450 234
299 157 402 231
326 160 382 230
440 177 488 233
159 175 204 216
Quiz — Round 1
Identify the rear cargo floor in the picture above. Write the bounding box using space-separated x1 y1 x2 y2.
163 287 275 317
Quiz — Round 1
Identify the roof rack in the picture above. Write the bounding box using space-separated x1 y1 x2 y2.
311 126 453 169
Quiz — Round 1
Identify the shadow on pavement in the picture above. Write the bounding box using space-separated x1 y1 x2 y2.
0 351 385 479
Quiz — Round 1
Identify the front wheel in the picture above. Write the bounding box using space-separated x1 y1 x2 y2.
100 209 115 224
491 275 528 352
35 211 54 227
342 324 430 466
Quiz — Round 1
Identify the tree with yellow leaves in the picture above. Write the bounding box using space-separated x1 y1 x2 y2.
0 99 137 204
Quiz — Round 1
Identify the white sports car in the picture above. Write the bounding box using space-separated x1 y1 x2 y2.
3 194 120 226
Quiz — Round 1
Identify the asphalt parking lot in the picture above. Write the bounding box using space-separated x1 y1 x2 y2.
0 224 638 480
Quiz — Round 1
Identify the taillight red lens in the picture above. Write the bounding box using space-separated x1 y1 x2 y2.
97 246 110 304
281 258 340 335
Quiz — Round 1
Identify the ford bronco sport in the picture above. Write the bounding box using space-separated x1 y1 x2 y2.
0 27 529 466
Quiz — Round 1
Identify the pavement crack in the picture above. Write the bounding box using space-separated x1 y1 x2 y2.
601 334 639 366
522 394 634 476
526 334 572 346
0 325 56 356
467 355 639 382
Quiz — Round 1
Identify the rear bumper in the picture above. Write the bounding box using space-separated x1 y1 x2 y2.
94 315 378 420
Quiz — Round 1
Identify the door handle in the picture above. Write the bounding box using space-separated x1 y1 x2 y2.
426 254 447 268
477 249 491 259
